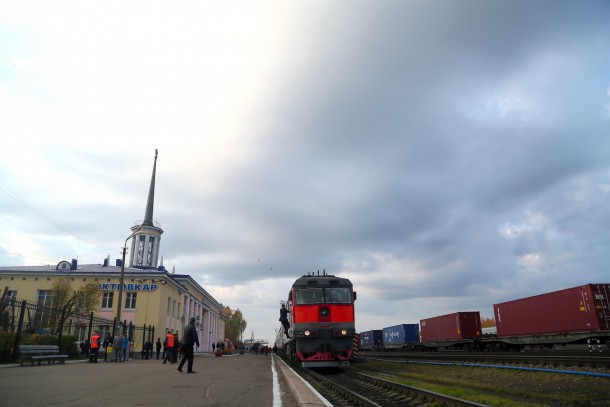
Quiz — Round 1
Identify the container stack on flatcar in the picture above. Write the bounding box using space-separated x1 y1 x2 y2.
357 283 610 352
275 271 357 367
382 324 420 350
359 330 383 351
492 283 610 350
420 312 482 350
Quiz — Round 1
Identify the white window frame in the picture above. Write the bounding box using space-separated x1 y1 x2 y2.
125 292 137 310
101 292 114 310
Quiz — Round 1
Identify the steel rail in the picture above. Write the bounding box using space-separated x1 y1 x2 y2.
362 351 610 369
344 370 489 407
305 369 383 407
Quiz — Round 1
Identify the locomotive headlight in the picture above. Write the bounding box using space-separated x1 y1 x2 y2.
341 329 347 335
304 330 311 336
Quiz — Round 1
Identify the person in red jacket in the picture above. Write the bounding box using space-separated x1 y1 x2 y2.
89 330 101 363
162 330 176 364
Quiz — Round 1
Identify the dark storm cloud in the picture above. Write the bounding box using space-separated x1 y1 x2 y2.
4 1 609 342
184 0 610 305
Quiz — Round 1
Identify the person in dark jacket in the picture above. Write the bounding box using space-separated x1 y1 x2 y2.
177 317 200 373
279 303 291 338
103 333 112 362
156 337 162 359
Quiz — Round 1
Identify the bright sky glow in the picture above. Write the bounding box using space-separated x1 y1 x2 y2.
2 1 610 343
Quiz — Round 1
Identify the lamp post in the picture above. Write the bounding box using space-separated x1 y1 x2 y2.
116 227 142 327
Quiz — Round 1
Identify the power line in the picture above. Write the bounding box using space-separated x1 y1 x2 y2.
0 181 118 255
0 248 58 265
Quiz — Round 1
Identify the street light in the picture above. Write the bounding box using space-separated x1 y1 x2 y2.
116 226 143 326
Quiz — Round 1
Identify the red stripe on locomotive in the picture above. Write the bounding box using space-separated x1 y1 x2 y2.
293 304 355 324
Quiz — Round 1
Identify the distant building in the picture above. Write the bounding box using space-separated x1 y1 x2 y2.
0 150 224 351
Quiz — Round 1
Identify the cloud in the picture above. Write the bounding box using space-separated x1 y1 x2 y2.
2 1 610 342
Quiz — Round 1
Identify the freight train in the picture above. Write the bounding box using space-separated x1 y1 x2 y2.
360 283 610 352
275 271 357 367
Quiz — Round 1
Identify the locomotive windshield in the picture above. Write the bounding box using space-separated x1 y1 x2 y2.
294 287 352 305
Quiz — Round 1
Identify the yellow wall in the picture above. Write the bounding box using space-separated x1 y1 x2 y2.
0 267 224 352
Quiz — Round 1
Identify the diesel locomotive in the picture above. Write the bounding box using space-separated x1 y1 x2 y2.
275 271 357 367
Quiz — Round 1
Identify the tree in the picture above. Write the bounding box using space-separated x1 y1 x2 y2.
49 278 101 334
481 316 496 328
223 306 247 345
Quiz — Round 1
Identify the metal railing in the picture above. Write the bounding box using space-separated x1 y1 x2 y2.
0 297 155 362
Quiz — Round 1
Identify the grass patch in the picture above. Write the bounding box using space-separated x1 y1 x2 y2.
350 360 610 406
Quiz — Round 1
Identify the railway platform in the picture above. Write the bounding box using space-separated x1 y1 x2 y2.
0 352 330 406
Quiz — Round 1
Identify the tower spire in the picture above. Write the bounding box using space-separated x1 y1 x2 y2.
128 149 164 269
143 149 158 227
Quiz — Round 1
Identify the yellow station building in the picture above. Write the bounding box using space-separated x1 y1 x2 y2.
0 151 225 352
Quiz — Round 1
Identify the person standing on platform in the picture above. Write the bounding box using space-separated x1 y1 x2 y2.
89 330 101 363
156 337 162 359
177 317 200 373
103 333 112 362
112 332 122 362
173 333 180 364
121 334 129 362
163 330 175 364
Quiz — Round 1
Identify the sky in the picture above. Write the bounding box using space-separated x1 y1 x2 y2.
1 1 610 344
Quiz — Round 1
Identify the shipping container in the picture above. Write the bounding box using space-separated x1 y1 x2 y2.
359 330 383 350
494 283 610 337
420 312 481 343
382 324 420 349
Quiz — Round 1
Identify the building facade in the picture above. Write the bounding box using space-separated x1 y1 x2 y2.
0 261 224 352
0 150 225 351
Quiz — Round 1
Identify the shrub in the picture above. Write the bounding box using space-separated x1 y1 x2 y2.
0 332 16 363
59 335 79 358
21 333 57 345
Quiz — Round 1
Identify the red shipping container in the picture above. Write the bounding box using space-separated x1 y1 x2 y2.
420 312 481 342
494 284 610 337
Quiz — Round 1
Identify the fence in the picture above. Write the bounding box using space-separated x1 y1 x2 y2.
0 297 155 362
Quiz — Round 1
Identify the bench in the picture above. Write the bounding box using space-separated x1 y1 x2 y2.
19 345 69 367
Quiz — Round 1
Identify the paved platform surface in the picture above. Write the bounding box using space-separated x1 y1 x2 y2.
0 353 330 406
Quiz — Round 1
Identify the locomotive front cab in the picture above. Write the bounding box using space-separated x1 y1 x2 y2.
290 273 356 367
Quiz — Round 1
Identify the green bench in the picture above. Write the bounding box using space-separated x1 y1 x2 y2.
19 345 69 367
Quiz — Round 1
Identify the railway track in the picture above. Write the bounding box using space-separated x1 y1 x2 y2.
278 350 610 406
277 352 489 406
361 351 610 370
302 368 488 407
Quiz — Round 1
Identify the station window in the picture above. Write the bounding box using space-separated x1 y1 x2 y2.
101 292 114 309
167 298 171 315
37 290 53 307
6 290 17 300
125 293 137 310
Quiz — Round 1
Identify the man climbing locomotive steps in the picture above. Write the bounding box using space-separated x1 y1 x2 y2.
279 303 291 339
275 271 356 367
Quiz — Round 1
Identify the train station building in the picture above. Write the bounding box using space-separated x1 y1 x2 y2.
0 151 225 351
